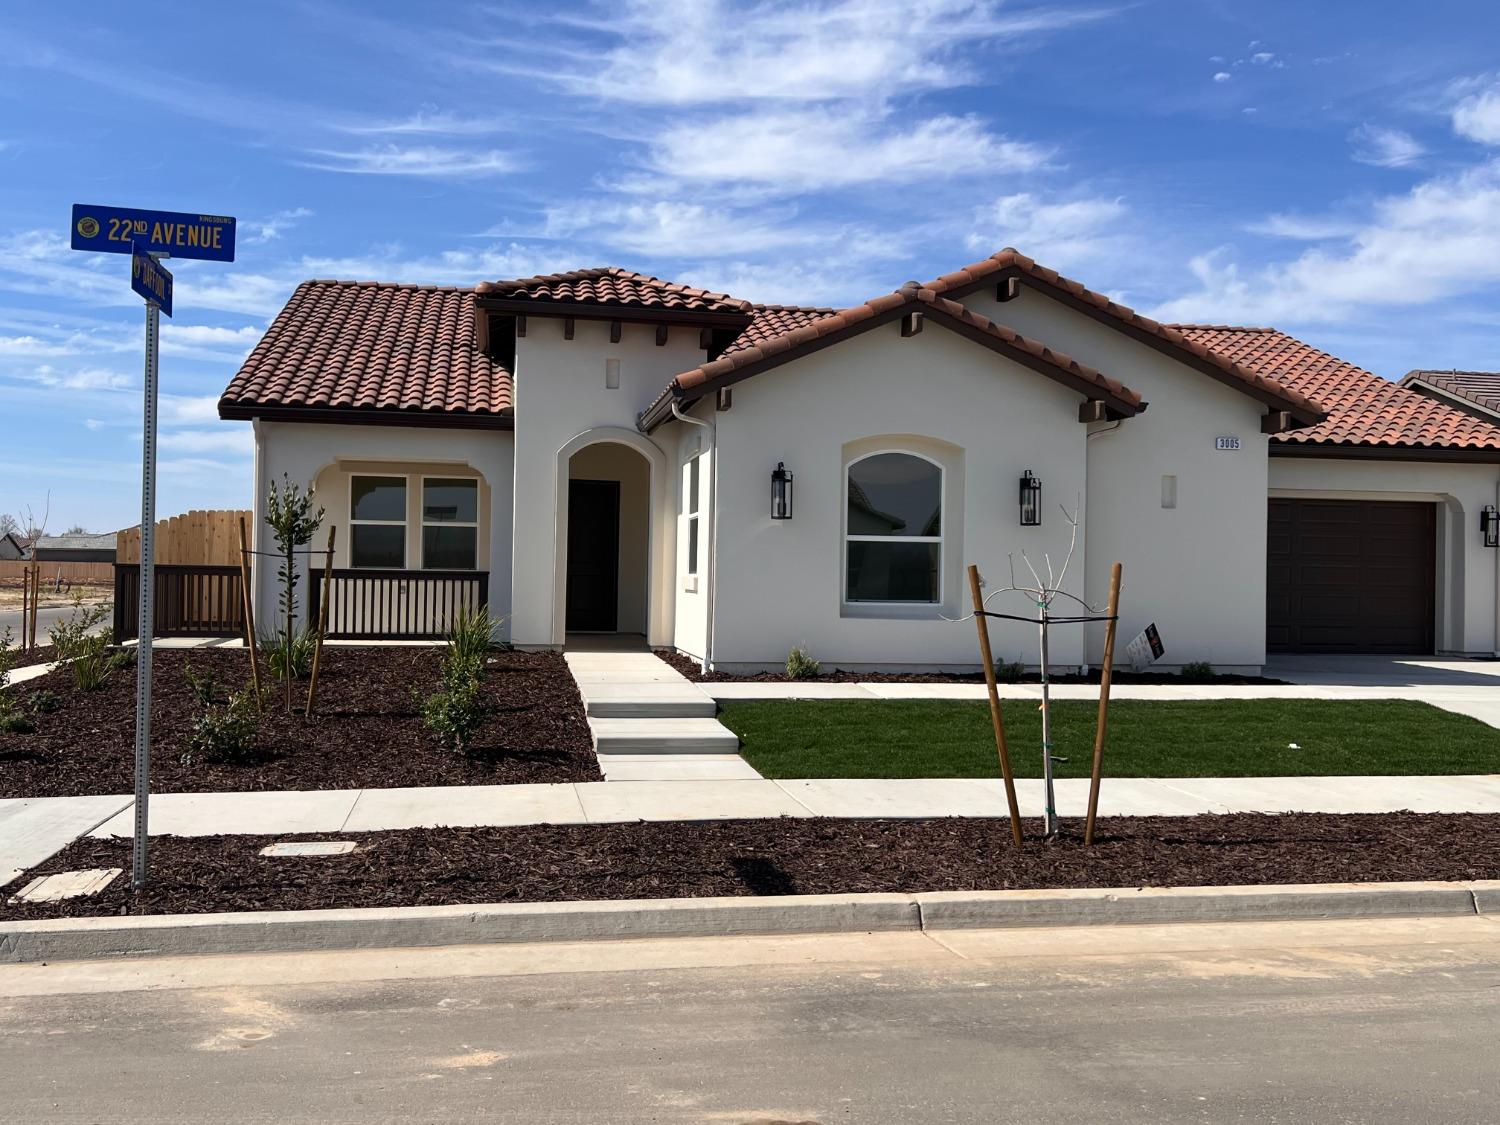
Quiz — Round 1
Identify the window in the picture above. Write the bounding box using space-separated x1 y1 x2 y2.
682 454 701 577
350 476 406 569
422 478 479 570
845 452 942 603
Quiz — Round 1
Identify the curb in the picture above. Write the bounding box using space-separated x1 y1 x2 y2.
1 880 1496 964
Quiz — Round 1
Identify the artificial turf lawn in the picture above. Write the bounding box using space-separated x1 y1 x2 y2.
720 698 1500 779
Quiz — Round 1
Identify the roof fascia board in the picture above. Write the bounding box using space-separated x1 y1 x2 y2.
474 297 751 330
1270 441 1500 464
218 403 514 430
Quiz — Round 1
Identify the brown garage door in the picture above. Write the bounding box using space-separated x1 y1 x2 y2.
1267 498 1436 653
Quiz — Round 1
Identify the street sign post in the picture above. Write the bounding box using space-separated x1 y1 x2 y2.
71 203 234 890
130 244 173 317
71 204 235 261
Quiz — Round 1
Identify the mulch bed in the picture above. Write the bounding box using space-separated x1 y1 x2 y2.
0 647 598 797
5 812 1496 920
4 645 58 668
655 649 1286 685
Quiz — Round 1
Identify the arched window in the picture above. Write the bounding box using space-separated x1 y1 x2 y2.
844 452 943 603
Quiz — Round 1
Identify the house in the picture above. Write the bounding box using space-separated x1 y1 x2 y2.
218 249 1500 672
0 532 28 561
28 532 118 563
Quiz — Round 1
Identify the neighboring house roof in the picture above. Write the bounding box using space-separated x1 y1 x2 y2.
474 266 753 322
1173 326 1500 456
1399 370 1500 419
721 304 838 357
219 280 512 427
641 282 1145 430
31 532 117 553
920 249 1325 426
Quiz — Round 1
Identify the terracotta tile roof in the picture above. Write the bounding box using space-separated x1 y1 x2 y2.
642 283 1144 429
722 304 837 356
1172 326 1500 452
920 248 1325 424
474 266 752 315
219 280 511 423
1399 370 1500 418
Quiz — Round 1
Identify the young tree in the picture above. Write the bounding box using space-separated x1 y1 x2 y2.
263 474 324 712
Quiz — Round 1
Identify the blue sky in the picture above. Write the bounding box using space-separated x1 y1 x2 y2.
3 0 1500 532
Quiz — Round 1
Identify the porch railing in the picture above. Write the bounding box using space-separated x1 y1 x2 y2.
311 569 489 639
113 564 245 642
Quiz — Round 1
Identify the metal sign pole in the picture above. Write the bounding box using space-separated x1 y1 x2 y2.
131 278 162 890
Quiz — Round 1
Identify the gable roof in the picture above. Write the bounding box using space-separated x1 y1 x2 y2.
1173 327 1500 457
219 280 512 428
1399 369 1500 419
474 266 753 323
919 248 1325 426
639 282 1144 431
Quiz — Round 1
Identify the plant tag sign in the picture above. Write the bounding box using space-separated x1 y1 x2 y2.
1125 622 1164 671
1215 436 1241 450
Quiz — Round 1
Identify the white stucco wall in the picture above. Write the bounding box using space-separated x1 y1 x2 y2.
1269 456 1500 654
253 420 513 636
509 317 696 646
961 286 1273 670
703 319 1091 671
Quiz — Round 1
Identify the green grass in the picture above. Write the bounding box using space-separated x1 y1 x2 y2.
720 699 1500 779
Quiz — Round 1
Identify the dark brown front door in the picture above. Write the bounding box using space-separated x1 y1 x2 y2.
566 479 620 632
1267 498 1436 653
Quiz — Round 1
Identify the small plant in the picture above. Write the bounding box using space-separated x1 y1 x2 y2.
785 644 821 681
993 658 1027 683
49 595 110 659
28 688 61 714
447 604 495 673
420 655 489 754
1179 660 1215 682
0 626 28 733
260 627 317 682
70 633 132 691
181 658 261 765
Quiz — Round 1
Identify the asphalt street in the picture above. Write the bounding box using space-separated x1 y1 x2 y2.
0 915 1497 1123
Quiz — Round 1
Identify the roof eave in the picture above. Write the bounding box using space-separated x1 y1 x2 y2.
217 401 515 430
474 296 753 329
1270 440 1500 463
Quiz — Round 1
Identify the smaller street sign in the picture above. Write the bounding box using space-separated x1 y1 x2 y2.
71 203 235 262
130 244 173 317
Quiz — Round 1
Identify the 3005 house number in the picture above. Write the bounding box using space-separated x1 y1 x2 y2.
1215 436 1241 450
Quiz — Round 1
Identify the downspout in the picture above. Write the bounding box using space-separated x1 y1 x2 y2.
671 400 717 673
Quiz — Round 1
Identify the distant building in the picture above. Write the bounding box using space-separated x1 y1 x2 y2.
0 532 28 560
29 532 119 563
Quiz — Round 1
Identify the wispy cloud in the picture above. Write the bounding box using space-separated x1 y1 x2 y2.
245 207 313 244
1453 79 1500 144
1350 124 1425 168
295 144 519 178
338 110 508 137
966 192 1128 269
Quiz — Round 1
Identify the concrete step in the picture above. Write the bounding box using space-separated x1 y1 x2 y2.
590 717 742 755
579 682 718 719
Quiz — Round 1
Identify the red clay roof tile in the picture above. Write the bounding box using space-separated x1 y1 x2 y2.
474 266 751 315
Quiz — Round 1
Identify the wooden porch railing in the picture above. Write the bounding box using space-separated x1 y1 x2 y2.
311 569 489 640
113 564 245 642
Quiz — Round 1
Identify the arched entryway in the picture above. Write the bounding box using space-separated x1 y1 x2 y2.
564 441 653 638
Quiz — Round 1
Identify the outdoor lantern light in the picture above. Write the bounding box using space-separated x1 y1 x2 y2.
1483 505 1500 549
1019 469 1041 526
771 462 793 520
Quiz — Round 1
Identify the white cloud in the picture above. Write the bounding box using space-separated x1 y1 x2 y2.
640 106 1049 193
245 207 313 244
1453 82 1500 145
1251 52 1275 64
339 110 506 137
1247 213 1358 240
158 428 254 455
297 242 581 287
516 0 1114 106
16 364 134 392
162 394 223 424
675 258 881 308
84 418 105 431
966 192 1128 269
295 145 518 178
1213 72 1232 83
1152 158 1500 324
1350 124 1425 168
161 325 264 348
0 333 77 357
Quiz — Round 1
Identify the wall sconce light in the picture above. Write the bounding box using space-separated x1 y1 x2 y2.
1482 505 1499 548
1019 469 1041 526
771 462 793 520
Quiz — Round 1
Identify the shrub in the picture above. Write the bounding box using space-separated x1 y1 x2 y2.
180 658 261 765
260 627 317 682
49 596 111 660
0 627 27 733
70 633 132 691
421 657 489 754
447 604 495 672
1179 660 1215 682
785 644 821 681
993 658 1027 683
28 689 61 714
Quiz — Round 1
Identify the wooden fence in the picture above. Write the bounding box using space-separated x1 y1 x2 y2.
116 509 252 564
113 564 246 642
0 560 114 586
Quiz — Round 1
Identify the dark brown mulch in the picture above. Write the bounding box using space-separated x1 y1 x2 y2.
5 644 58 667
4 811 1495 920
0 648 598 797
654 649 1286 685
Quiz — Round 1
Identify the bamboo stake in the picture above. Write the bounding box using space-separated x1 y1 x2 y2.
237 518 263 712
968 564 1024 847
304 526 335 718
17 563 29 653
1084 562 1124 845
29 563 40 651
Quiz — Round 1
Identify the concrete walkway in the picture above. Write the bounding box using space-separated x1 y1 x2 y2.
563 650 760 781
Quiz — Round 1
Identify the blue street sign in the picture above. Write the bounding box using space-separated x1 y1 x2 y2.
71 203 235 262
130 243 173 317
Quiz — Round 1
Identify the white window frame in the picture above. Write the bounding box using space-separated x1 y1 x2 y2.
681 452 701 584
842 449 945 606
419 474 479 571
349 474 408 570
